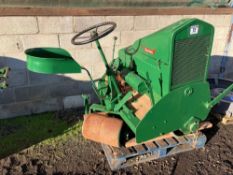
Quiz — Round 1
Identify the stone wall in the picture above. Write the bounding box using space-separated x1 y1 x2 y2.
0 15 232 118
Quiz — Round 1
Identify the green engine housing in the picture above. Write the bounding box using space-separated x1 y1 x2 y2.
93 18 215 143
118 18 214 99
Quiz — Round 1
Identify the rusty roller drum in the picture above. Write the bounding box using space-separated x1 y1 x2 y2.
82 113 123 147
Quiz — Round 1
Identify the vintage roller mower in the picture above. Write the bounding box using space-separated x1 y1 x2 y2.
25 19 233 149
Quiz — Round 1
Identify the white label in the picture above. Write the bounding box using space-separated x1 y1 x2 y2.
190 25 199 35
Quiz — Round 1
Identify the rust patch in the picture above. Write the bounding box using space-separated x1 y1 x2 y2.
82 113 123 147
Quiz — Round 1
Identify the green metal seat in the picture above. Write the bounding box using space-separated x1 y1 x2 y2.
25 47 81 74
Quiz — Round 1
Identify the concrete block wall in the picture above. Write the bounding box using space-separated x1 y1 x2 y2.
0 15 232 118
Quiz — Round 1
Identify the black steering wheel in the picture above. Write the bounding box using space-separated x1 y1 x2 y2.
71 21 116 45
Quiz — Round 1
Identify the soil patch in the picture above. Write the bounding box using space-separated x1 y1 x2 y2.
0 111 233 174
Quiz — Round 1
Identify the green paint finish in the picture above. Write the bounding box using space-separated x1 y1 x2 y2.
114 91 133 112
25 47 81 74
208 83 233 108
25 18 233 145
136 82 211 143
119 105 140 133
88 18 232 144
125 72 148 94
118 18 214 99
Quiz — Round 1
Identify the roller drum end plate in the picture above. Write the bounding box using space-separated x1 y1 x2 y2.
82 113 123 147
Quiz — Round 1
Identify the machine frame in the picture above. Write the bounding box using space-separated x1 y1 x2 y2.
25 18 233 146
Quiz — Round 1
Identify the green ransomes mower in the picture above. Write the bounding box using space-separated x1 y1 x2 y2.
25 18 233 147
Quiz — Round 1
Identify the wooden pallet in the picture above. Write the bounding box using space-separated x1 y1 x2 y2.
102 132 206 171
222 115 233 125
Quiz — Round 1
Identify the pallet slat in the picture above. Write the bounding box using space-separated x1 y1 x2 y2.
102 132 206 170
155 139 169 148
133 144 146 153
164 137 178 146
145 142 158 151
175 136 187 144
